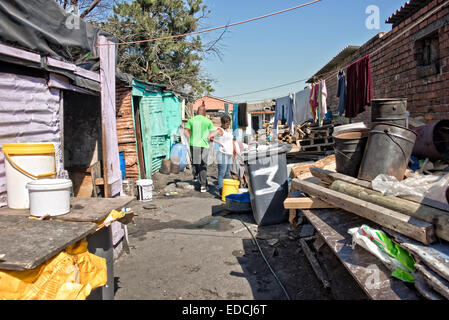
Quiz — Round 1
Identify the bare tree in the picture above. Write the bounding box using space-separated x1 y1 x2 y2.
56 0 115 22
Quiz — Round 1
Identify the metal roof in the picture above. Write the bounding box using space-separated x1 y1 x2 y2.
386 0 433 27
306 45 360 83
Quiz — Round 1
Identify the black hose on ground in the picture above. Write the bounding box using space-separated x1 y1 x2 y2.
238 215 292 300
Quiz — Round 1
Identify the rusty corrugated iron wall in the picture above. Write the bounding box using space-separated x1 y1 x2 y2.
116 86 139 180
0 72 63 207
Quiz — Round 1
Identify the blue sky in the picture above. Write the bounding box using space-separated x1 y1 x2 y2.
199 0 408 102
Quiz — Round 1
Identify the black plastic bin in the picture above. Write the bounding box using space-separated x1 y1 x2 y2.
243 143 292 226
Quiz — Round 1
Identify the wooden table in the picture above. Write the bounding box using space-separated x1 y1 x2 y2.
300 208 419 300
0 215 96 270
0 196 134 222
0 196 134 272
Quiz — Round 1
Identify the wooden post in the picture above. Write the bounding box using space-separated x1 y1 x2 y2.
99 35 122 197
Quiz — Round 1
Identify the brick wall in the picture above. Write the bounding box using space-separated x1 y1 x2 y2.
321 0 449 125
193 96 234 112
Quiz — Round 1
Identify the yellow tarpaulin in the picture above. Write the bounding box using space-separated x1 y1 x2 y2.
0 238 106 300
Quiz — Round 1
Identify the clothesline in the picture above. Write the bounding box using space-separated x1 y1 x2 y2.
96 0 322 47
233 0 449 104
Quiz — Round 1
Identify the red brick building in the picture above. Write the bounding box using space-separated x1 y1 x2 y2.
308 0 449 124
193 96 235 113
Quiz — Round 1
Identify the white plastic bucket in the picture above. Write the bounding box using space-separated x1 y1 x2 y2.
136 179 153 201
26 179 72 217
2 143 56 209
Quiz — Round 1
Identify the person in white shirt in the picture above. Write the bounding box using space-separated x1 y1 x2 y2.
208 114 235 192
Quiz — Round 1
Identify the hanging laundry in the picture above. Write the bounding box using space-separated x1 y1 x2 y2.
317 83 322 126
346 55 373 118
238 102 248 128
320 80 328 127
293 87 312 126
232 103 239 133
274 95 293 132
309 83 319 122
337 71 347 116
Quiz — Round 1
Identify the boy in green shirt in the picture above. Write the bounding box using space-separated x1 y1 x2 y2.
184 105 214 192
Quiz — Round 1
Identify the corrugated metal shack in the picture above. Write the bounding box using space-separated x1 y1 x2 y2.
116 79 183 180
0 0 122 203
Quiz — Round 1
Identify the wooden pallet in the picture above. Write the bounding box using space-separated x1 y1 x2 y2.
299 142 334 152
298 136 334 146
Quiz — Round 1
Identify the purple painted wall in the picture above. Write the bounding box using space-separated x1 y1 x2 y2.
0 72 63 207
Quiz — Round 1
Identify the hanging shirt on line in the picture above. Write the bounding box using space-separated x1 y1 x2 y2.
293 87 312 126
274 95 293 133
337 71 347 116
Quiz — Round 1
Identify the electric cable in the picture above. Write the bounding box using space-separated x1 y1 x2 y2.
238 215 292 300
222 78 310 99
96 0 322 46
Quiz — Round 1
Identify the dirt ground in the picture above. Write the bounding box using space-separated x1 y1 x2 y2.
113 164 368 300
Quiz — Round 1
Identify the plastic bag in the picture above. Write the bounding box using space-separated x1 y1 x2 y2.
0 238 106 300
348 225 415 283
371 173 449 204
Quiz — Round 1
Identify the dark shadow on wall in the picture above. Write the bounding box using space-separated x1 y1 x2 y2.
63 90 102 197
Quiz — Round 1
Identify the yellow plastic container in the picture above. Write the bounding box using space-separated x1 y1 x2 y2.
2 143 56 209
222 179 240 201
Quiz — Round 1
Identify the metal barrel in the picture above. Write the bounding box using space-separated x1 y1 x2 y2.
371 98 408 127
412 120 449 161
333 129 370 178
358 122 417 181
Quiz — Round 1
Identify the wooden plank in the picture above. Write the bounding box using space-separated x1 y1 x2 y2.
291 155 336 178
310 167 371 188
99 35 122 197
68 169 93 198
0 216 96 270
415 262 449 299
299 238 331 288
329 180 449 242
47 73 96 95
134 101 147 179
74 66 100 82
0 197 134 223
414 271 444 300
310 167 449 212
0 43 41 63
46 57 76 71
284 197 336 209
289 209 298 230
301 142 334 149
293 179 436 244
302 208 419 300
90 162 102 197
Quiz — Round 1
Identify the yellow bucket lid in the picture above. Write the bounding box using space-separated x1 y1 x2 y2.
2 143 55 155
